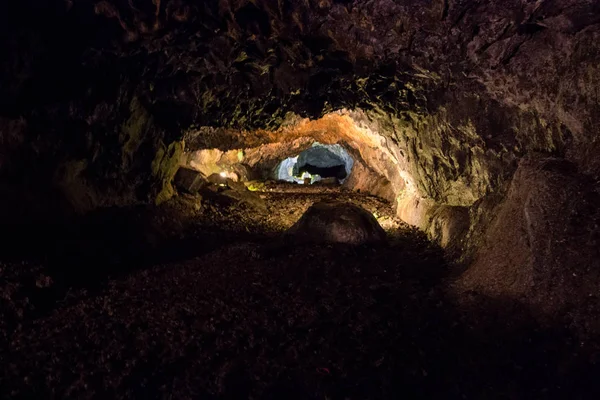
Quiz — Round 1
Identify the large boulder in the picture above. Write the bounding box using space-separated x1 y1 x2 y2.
458 157 600 326
206 173 228 185
287 201 386 245
174 167 207 194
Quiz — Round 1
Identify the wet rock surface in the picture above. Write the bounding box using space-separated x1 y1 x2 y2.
288 201 386 245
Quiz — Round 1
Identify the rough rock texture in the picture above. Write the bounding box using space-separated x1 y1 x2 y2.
1 0 599 324
173 166 206 194
288 201 387 245
201 176 267 211
458 157 600 329
292 145 348 179
182 108 508 254
3 0 598 204
184 113 402 203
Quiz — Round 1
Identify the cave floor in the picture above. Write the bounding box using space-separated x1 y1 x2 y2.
2 183 599 399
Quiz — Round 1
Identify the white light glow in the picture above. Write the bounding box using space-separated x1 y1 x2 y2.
219 171 227 177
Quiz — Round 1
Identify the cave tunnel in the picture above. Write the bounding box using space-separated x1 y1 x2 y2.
276 143 353 184
1 0 600 398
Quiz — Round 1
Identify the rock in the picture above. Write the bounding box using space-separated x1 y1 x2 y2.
174 167 206 194
203 184 222 194
220 188 267 211
225 178 247 192
207 173 228 185
315 177 338 185
287 201 386 245
426 205 470 251
458 157 600 322
202 176 267 210
244 181 266 192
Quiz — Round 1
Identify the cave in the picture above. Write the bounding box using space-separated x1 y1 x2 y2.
276 143 353 184
1 0 600 398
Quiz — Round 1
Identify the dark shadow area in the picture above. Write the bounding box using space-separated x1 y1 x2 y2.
277 143 353 183
292 145 350 179
3 230 600 399
2 185 600 399
298 163 347 180
0 205 267 324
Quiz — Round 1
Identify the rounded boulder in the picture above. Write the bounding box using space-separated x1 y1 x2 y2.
287 201 386 245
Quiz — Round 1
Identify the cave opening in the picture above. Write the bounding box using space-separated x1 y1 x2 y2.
276 142 353 184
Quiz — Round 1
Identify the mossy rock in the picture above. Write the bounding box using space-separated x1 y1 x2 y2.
152 140 185 205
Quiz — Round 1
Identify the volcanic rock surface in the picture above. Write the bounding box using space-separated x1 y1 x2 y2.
287 201 387 244
1 0 600 397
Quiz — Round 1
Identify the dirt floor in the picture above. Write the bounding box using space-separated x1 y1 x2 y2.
2 183 600 399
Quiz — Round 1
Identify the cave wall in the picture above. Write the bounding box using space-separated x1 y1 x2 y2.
0 1 183 218
1 0 599 320
2 0 598 213
184 113 398 200
458 157 600 333
187 137 314 181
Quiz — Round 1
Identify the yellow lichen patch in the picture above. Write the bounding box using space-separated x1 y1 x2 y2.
245 181 265 192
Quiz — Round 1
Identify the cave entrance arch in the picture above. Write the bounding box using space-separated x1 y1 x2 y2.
276 143 354 184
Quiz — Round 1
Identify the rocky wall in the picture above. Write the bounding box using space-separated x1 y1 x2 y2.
183 112 401 200
1 0 599 322
457 157 600 335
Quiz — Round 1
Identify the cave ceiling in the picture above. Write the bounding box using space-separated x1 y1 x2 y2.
3 0 598 132
1 0 599 197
